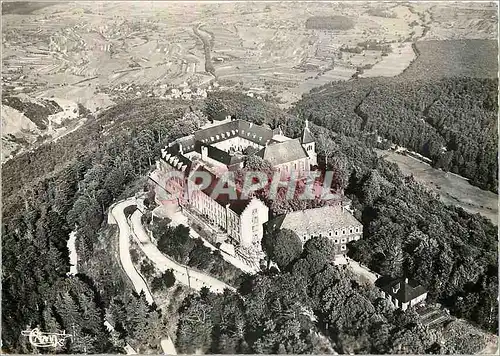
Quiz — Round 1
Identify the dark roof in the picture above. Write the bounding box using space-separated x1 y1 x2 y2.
376 276 427 303
206 145 244 166
214 110 229 121
195 120 239 144
177 135 197 153
257 138 308 166
194 120 274 146
237 120 274 145
263 214 286 233
301 127 315 144
188 165 251 215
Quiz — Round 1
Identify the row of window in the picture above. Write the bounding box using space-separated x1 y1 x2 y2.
297 228 362 240
301 234 360 244
330 227 360 236
205 130 267 144
277 160 307 172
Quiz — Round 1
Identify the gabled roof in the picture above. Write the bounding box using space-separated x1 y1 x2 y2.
194 119 274 146
301 127 315 144
256 138 308 166
188 165 254 215
174 135 197 154
161 152 193 176
265 204 362 237
376 276 427 303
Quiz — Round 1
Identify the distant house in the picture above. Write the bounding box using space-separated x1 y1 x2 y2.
376 276 428 311
264 204 362 254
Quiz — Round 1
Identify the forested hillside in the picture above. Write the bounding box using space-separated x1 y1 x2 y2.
290 77 498 192
206 92 498 335
2 99 204 353
2 89 497 353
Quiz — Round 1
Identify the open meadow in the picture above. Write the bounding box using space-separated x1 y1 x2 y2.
376 149 498 225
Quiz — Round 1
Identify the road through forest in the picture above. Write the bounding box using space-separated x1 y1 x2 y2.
109 199 177 355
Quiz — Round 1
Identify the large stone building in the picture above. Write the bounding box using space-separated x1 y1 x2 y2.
150 117 318 253
264 204 363 254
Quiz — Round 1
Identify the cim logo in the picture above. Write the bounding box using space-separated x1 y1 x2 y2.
21 328 72 348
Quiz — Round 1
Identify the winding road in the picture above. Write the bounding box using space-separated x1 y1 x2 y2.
108 197 237 354
109 199 176 354
130 208 233 293
110 199 154 304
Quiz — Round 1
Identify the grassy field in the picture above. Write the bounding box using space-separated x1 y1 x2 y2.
376 149 498 225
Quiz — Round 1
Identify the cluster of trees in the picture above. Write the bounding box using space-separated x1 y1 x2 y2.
175 275 334 354
2 98 201 352
3 85 497 354
2 95 62 129
204 91 293 126
291 77 498 192
348 168 498 332
295 115 498 334
261 228 303 270
151 219 244 286
235 154 341 217
107 291 170 352
175 233 472 354
151 270 176 293
175 222 492 354
207 92 498 336
305 15 355 30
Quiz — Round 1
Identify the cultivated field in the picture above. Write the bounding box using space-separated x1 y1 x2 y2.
3 2 497 108
376 150 498 225
2 2 497 158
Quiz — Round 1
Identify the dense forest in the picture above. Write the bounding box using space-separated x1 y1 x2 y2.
2 99 204 353
2 85 497 354
205 91 498 335
150 219 244 286
290 77 498 192
175 237 488 354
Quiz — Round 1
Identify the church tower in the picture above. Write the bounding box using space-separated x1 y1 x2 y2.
300 118 317 167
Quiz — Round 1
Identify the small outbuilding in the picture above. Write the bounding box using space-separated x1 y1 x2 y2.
376 276 428 311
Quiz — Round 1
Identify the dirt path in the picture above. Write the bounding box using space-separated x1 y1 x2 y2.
110 199 154 304
67 231 78 276
193 23 216 77
346 257 379 284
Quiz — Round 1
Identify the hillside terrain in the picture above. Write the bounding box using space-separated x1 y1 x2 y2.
290 39 498 193
376 149 498 225
2 1 497 109
1 95 92 161
2 2 496 159
1 2 498 355
2 94 497 353
399 40 498 80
